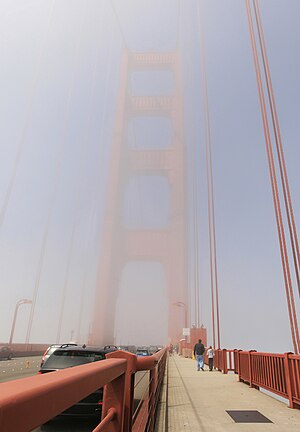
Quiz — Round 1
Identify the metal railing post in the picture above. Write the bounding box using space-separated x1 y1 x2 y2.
100 372 126 432
248 350 257 388
106 350 137 432
236 349 242 380
233 349 238 374
283 352 294 409
149 366 158 432
222 349 228 374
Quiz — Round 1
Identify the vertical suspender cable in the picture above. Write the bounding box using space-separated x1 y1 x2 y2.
76 23 115 343
191 105 200 327
25 4 88 344
68 3 115 343
178 0 192 328
187 2 201 328
206 85 221 349
206 143 216 349
253 0 300 297
76 207 96 343
195 180 201 327
0 1 56 229
193 1 201 329
198 0 221 348
245 0 299 354
56 226 75 343
198 0 216 345
192 111 200 327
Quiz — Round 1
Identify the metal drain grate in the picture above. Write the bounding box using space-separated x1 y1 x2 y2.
226 410 272 423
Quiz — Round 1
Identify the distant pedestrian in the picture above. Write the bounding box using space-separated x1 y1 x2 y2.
193 339 205 371
207 346 214 371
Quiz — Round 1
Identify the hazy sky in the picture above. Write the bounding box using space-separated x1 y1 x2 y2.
0 0 299 352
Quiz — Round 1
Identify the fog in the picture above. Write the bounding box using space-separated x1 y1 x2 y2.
0 0 299 352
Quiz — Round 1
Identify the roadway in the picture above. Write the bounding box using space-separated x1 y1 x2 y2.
0 356 41 383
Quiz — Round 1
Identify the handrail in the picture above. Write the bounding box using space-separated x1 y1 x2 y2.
0 358 127 432
2 345 298 432
104 348 168 432
0 348 168 432
204 348 300 409
238 351 300 409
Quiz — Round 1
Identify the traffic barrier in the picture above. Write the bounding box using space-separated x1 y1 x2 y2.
105 348 167 432
0 343 49 357
0 348 168 432
0 357 127 432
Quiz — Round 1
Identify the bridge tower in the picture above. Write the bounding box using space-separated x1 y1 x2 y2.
91 51 187 345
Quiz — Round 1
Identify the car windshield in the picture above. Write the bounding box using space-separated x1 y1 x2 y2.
43 350 105 369
136 350 149 356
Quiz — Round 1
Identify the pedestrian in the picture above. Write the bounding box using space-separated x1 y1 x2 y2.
193 339 205 371
207 345 214 371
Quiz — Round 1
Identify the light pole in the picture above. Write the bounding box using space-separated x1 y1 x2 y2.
173 301 188 329
9 299 32 345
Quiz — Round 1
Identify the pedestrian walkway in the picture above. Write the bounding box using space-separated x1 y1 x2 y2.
157 354 300 432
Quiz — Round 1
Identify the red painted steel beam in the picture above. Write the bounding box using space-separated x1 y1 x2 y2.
0 358 126 432
136 349 166 371
93 408 117 432
106 350 138 432
105 348 167 432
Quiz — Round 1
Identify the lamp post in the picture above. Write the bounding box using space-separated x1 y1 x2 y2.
9 299 32 345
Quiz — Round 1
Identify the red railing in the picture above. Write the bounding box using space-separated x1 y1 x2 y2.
207 348 300 409
206 349 236 374
237 351 300 409
0 348 167 432
107 348 167 432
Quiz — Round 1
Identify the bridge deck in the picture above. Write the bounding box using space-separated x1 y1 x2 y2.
157 354 300 431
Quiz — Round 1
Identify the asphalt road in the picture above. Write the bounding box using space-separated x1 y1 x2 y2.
0 355 41 383
1 356 149 432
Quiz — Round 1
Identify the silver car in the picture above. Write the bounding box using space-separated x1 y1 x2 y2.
40 343 77 367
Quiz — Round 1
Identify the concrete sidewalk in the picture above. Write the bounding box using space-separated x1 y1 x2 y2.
159 354 300 432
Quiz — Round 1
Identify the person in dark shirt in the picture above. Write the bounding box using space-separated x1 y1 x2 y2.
193 339 205 371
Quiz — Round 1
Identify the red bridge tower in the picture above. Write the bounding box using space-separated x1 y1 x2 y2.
91 51 187 345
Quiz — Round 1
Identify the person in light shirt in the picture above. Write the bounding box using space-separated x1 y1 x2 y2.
207 346 214 371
